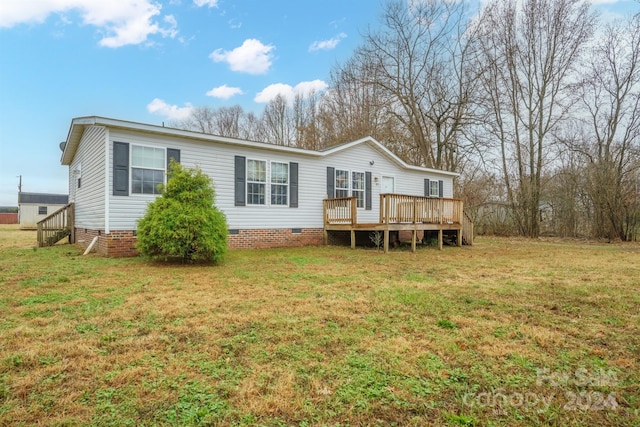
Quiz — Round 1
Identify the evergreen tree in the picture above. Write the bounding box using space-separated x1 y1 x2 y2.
137 162 227 263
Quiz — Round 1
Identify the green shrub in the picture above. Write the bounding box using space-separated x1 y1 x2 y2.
136 162 228 263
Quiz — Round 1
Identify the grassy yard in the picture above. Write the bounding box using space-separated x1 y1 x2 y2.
0 225 638 426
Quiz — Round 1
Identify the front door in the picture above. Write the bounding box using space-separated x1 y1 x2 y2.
381 176 394 194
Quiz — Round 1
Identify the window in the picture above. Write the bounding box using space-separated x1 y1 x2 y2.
235 156 298 208
38 206 47 215
271 162 289 206
131 145 165 195
333 169 366 207
335 169 349 198
352 171 365 208
430 180 440 197
247 159 266 205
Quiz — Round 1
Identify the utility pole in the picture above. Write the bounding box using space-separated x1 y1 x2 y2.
17 175 22 193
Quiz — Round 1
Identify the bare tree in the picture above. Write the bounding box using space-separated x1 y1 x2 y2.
322 53 394 147
262 94 293 146
475 0 595 237
293 90 325 150
357 0 475 171
578 15 640 240
171 106 217 134
213 105 243 137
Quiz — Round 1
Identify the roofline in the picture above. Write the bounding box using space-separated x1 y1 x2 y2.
61 116 459 177
18 192 69 197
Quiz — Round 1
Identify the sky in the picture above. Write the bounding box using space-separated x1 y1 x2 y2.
0 0 638 207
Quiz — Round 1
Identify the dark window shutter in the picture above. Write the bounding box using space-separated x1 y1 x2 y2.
167 148 180 167
424 179 430 197
365 171 372 210
113 141 129 196
234 156 246 206
326 167 335 198
166 148 180 180
289 162 298 208
438 180 444 198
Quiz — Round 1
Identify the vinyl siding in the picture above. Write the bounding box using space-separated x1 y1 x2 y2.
322 143 454 223
104 129 455 230
69 125 105 229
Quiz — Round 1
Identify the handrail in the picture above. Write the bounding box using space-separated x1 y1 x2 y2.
323 197 357 225
323 195 465 227
37 203 75 247
379 194 463 224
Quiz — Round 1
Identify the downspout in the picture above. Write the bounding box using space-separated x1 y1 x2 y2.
104 127 110 235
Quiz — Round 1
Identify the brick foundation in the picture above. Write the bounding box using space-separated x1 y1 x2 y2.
74 228 138 257
74 227 324 257
227 228 324 249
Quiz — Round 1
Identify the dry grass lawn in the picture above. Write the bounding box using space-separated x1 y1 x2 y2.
0 224 638 426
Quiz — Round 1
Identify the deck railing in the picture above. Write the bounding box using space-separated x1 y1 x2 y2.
37 203 75 247
379 194 463 224
323 195 464 226
324 196 357 225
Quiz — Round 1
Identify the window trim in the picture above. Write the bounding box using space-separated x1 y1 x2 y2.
270 161 289 207
430 180 440 197
335 169 350 199
246 158 268 206
335 169 366 209
351 171 365 208
129 144 167 196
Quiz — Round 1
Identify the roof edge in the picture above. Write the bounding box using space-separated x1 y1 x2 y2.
60 116 460 176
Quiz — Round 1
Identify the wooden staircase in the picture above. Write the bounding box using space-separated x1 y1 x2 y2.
37 203 75 247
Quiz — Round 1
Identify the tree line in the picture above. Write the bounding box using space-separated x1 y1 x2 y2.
171 0 640 241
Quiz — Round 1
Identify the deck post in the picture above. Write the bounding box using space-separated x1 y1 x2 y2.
457 228 462 247
350 197 357 225
411 229 417 253
350 229 356 249
383 228 389 253
438 229 443 250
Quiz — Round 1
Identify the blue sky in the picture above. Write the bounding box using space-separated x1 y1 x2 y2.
0 0 638 206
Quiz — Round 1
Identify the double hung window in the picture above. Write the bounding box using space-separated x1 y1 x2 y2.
335 169 350 198
270 162 289 206
247 159 267 205
352 172 365 208
131 145 165 195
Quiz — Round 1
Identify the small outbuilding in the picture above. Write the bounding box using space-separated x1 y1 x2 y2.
18 192 69 229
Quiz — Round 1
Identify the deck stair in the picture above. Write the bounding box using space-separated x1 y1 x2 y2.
37 203 75 247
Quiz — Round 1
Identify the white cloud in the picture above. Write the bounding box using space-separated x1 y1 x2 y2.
210 39 275 74
193 0 219 7
309 32 347 52
147 98 194 120
206 85 244 99
0 0 177 48
254 80 328 103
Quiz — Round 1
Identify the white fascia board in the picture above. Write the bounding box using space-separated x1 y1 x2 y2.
61 116 459 177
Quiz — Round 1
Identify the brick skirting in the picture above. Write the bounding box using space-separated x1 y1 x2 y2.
74 227 324 257
74 228 138 257
227 228 324 250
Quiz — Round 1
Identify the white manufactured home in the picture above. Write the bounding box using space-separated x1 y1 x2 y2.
42 116 471 256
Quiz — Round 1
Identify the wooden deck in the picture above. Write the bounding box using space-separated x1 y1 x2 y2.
323 194 473 252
